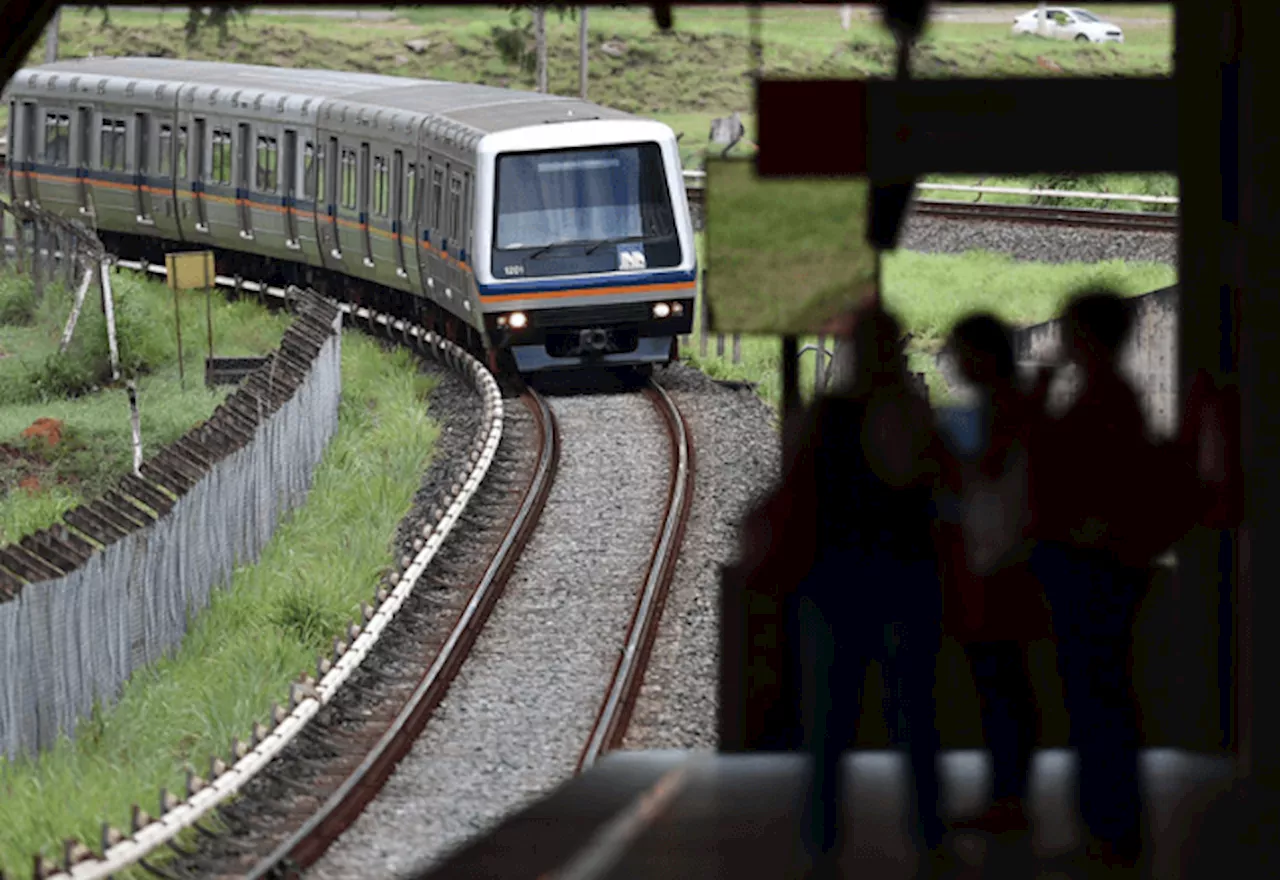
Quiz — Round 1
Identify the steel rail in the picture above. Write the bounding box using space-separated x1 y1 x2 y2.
244 389 561 879
577 381 696 772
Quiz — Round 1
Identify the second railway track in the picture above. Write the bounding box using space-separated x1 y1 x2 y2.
309 381 694 880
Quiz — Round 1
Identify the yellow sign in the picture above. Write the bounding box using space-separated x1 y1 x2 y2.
165 251 215 291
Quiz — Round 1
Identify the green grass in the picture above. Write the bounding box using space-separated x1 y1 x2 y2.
688 231 1176 407
0 331 439 876
0 269 289 544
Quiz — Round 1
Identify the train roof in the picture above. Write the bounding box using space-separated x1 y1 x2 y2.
8 58 638 136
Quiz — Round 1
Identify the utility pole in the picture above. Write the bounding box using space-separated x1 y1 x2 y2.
534 6 548 94
579 7 588 99
44 6 60 63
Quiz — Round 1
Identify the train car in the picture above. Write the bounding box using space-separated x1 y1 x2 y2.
2 58 697 374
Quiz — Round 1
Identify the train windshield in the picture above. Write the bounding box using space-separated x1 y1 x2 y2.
493 143 678 256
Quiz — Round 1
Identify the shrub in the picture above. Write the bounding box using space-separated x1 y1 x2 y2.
0 277 38 325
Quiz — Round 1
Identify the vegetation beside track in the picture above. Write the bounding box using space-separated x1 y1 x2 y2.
6 5 1176 196
684 233 1177 405
0 270 288 544
0 328 440 876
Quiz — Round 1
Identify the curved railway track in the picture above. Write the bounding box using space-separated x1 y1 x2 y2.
578 382 696 773
237 389 560 879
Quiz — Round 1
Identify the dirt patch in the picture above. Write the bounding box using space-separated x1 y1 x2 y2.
21 417 63 449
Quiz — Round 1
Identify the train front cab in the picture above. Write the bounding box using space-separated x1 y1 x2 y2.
473 121 696 373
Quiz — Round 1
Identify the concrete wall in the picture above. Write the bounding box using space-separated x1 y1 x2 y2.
936 284 1181 437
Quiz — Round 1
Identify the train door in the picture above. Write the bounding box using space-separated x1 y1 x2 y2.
76 105 93 213
192 117 208 231
134 112 153 224
282 128 299 248
16 100 37 204
152 119 180 239
360 142 373 266
236 122 252 238
327 132 348 259
392 149 407 278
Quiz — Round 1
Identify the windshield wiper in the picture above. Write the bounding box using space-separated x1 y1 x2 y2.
584 234 666 256
527 239 595 260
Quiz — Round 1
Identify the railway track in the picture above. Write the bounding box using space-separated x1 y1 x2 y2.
683 185 1179 233
309 382 695 879
579 382 696 772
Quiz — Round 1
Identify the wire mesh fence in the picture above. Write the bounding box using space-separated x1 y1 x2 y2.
0 278 343 761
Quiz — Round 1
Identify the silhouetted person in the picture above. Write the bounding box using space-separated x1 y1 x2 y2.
1026 290 1151 870
939 314 1053 836
750 306 948 876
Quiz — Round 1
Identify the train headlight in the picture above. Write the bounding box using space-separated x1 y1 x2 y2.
652 302 671 319
671 302 684 316
508 311 529 330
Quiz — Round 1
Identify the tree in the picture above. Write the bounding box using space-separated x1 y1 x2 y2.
534 6 547 93
579 7 588 98
184 5 252 46
82 4 250 46
43 6 59 63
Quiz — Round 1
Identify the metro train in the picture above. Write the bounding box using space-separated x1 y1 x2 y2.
3 58 697 374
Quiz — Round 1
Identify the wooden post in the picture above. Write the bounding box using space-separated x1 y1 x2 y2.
127 380 142 477
716 332 725 358
0 206 7 268
732 333 741 365
64 232 76 289
172 276 185 391
100 261 120 382
205 262 214 362
31 220 44 302
59 266 93 353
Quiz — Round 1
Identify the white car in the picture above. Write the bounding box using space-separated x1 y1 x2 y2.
1011 7 1125 43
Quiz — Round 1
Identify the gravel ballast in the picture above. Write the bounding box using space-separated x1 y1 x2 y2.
621 364 781 751
310 390 673 880
898 211 1177 265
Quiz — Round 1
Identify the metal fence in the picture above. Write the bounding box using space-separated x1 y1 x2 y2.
0 285 343 761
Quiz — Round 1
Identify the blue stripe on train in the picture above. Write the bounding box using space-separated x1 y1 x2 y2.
476 268 697 297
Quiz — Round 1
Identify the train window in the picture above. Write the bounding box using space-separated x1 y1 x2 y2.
430 167 444 233
340 148 357 210
44 113 70 165
373 154 389 216
464 172 473 255
158 124 172 175
99 117 126 171
449 174 462 242
303 141 315 199
211 127 231 184
177 125 188 178
315 142 327 202
256 135 278 192
406 163 417 222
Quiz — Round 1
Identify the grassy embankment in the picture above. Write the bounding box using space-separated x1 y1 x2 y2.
0 269 440 874
0 270 288 542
